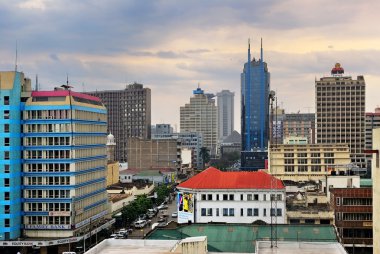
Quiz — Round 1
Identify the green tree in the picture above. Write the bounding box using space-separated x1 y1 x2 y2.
154 184 170 205
121 195 152 226
199 147 210 169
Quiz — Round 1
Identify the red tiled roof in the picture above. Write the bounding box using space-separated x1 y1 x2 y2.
178 167 284 190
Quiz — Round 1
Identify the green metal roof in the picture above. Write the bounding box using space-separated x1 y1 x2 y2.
147 224 338 253
360 178 373 187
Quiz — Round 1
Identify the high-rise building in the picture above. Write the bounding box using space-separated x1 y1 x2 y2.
216 90 234 140
86 83 151 162
180 86 218 156
283 113 315 144
371 128 380 254
315 63 366 169
153 123 173 135
365 107 380 175
241 40 270 170
0 71 112 242
0 71 31 240
22 89 110 238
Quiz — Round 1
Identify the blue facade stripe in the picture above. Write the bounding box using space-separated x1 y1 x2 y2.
23 212 50 216
23 144 106 150
83 198 107 211
0 212 22 219
23 132 107 137
23 155 107 164
23 198 71 203
0 198 22 205
23 177 105 190
23 166 105 177
23 119 106 125
24 105 107 114
74 188 106 201
0 226 20 233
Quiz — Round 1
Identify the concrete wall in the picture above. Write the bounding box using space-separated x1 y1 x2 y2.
107 161 119 186
372 129 380 254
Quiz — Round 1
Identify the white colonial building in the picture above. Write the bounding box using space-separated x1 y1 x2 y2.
177 167 286 224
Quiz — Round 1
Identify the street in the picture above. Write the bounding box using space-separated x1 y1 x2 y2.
123 193 178 239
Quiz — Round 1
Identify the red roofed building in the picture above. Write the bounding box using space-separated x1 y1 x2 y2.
176 167 286 224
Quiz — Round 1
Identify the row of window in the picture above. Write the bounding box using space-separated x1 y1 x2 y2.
284 153 334 158
25 202 71 212
284 165 323 172
200 193 283 201
284 159 335 164
200 208 282 217
24 147 106 160
336 197 372 206
26 216 71 225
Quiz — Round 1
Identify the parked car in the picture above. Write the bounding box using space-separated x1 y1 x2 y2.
110 234 117 238
161 210 169 217
157 204 168 210
171 212 178 218
157 216 165 222
134 220 147 228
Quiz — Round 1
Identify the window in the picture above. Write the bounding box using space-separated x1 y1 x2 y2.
247 194 252 201
223 208 228 216
4 205 10 214
263 194 266 201
284 153 294 157
4 219 10 227
325 158 334 164
207 194 212 200
298 159 307 164
324 153 334 157
229 194 234 201
4 151 9 160
4 124 9 133
277 209 282 216
4 96 9 105
223 194 228 201
201 208 206 216
216 208 219 216
297 153 307 158
4 164 9 173
241 208 244 216
207 208 213 216
263 209 266 216
229 208 234 216
201 194 206 200
4 178 9 187
4 110 9 119
311 166 321 172
284 159 294 164
4 138 9 146
240 194 243 200
254 194 259 201
311 153 320 157
298 165 308 172
4 192 10 200
247 208 253 216
216 194 219 201
285 166 295 172
277 194 282 201
311 159 321 164
305 219 315 224
253 209 259 216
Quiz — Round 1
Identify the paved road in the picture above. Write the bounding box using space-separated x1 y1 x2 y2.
127 194 178 239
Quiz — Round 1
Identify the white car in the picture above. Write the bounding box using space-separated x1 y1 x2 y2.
134 220 147 228
171 212 178 218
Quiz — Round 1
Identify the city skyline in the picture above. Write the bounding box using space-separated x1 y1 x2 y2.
1 1 380 130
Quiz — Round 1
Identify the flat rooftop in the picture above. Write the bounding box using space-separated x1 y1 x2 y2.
256 241 347 254
84 239 178 254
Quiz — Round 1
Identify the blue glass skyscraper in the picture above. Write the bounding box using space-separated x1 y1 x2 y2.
241 39 270 170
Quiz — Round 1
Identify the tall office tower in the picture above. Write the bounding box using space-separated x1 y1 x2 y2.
271 107 286 145
283 113 315 144
216 90 234 140
316 63 366 169
180 86 218 156
87 83 151 162
241 39 270 170
0 71 31 240
365 107 380 175
22 88 110 238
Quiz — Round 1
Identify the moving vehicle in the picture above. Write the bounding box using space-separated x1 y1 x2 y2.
134 220 147 228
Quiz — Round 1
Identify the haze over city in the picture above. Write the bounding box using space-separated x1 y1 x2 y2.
1 0 380 130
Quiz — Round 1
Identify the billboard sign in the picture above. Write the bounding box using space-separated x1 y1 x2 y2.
177 192 194 223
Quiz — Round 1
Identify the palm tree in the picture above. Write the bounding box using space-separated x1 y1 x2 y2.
199 147 210 169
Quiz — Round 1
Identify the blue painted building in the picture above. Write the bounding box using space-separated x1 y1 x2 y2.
241 40 270 170
0 72 30 240
0 71 111 241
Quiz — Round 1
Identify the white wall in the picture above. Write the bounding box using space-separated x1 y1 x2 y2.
324 175 360 200
178 189 286 224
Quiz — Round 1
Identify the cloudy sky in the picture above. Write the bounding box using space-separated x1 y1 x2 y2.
1 0 380 131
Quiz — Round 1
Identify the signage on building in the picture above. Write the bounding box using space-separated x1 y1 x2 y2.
177 192 194 223
24 224 71 230
363 222 372 227
49 211 71 216
74 210 108 229
0 219 115 247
